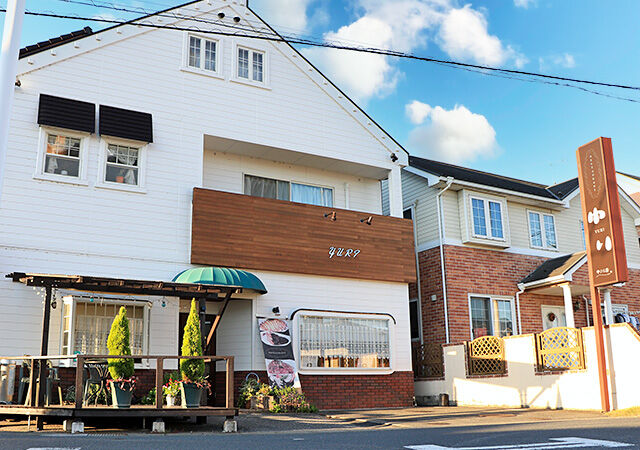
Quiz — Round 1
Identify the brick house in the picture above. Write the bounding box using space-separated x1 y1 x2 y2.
399 156 640 346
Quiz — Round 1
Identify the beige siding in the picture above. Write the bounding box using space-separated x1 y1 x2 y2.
443 189 462 242
400 170 439 246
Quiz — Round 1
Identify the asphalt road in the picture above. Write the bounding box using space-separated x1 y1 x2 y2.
2 408 640 449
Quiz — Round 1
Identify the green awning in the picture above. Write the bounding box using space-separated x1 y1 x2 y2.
172 267 267 294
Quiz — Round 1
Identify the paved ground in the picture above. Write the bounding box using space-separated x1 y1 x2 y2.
1 407 640 449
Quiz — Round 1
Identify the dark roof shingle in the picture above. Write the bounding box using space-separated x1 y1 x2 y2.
20 27 93 59
520 251 586 285
409 156 579 200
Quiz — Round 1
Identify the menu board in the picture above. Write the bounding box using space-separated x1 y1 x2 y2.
258 318 301 388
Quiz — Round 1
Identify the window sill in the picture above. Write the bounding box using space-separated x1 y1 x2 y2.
180 66 225 80
95 181 147 194
463 235 510 248
530 245 559 252
230 76 272 90
33 173 89 186
298 367 394 376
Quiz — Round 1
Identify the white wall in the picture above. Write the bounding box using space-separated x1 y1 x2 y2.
415 324 640 410
203 150 382 213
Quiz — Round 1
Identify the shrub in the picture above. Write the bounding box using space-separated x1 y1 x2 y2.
180 299 205 382
107 306 135 380
237 378 260 408
139 388 156 405
271 386 318 413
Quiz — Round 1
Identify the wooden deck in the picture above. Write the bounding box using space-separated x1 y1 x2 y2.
0 404 237 419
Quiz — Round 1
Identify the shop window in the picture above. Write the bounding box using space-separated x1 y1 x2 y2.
61 297 149 356
470 196 505 240
244 174 333 207
35 128 89 184
469 296 516 339
528 211 558 250
298 315 391 370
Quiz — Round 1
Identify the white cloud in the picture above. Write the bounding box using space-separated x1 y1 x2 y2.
405 100 432 125
250 0 316 33
437 5 527 68
303 1 526 102
514 0 537 8
407 103 498 163
539 53 576 71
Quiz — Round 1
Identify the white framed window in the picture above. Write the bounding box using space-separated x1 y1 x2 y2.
469 295 517 339
34 127 89 185
528 211 558 250
60 296 150 358
97 138 147 192
470 196 505 240
244 174 333 207
232 42 269 88
182 33 222 78
296 312 392 373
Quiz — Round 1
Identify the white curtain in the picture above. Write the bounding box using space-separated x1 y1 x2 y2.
291 183 332 207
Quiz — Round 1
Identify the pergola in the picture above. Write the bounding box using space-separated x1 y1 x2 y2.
5 269 267 426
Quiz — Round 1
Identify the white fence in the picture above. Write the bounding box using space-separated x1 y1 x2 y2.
415 323 640 410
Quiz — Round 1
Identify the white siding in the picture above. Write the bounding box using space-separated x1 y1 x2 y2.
203 151 381 213
400 171 439 246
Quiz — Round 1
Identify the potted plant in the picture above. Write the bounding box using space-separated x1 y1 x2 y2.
163 378 180 407
107 306 136 408
179 299 210 408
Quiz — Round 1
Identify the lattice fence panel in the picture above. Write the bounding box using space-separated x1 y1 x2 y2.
412 343 444 379
536 327 585 371
467 336 505 376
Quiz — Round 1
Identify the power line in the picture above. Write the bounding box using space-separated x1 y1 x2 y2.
6 6 640 101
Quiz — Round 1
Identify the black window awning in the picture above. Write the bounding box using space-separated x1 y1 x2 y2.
37 94 95 133
99 105 153 142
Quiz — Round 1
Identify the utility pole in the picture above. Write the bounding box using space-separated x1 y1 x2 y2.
0 0 26 205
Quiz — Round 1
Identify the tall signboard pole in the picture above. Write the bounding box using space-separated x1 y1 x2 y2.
576 137 629 412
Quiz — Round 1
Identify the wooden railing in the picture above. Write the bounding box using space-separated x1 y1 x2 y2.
0 354 234 410
535 327 585 371
466 336 506 376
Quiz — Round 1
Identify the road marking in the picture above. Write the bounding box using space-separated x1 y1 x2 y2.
26 448 81 450
405 437 633 449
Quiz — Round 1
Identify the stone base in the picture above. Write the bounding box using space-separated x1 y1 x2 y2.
63 420 84 434
152 419 165 433
223 419 237 433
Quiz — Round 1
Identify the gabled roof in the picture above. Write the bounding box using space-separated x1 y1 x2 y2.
17 0 408 158
520 251 587 286
409 156 579 200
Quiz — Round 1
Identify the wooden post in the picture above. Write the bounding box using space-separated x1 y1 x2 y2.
35 286 52 430
206 291 233 351
590 286 611 411
155 357 164 409
225 356 234 409
27 359 37 407
75 356 84 409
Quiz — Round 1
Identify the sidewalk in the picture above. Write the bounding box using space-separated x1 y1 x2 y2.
323 406 606 429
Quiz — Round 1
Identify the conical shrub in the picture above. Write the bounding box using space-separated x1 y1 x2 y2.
107 306 135 380
180 299 205 381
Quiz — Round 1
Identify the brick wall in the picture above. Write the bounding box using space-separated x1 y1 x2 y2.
218 370 414 410
417 244 640 345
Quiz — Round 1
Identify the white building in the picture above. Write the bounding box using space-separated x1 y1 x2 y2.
0 0 416 409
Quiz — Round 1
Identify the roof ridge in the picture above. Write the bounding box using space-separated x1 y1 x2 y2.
546 177 578 188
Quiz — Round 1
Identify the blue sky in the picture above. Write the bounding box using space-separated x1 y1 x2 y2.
3 0 640 186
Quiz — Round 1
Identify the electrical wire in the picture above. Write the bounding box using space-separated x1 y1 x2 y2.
6 6 640 102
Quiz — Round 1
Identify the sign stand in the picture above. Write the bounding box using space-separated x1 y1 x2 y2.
576 137 629 412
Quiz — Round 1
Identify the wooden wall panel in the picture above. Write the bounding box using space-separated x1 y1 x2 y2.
191 188 416 283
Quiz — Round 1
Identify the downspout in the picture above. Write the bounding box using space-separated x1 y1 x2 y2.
583 295 590 326
437 177 454 343
410 200 423 344
515 284 525 335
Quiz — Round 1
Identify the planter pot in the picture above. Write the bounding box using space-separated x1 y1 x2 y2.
180 382 203 408
110 382 133 409
166 395 176 407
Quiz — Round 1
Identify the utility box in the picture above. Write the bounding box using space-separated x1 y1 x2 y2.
0 360 16 403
